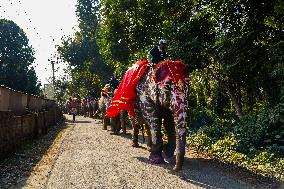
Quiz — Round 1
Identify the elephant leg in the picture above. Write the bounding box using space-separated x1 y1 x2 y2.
139 98 164 164
117 115 122 132
131 117 140 147
102 114 107 130
110 115 120 134
172 106 187 172
173 126 186 171
120 110 126 134
162 109 176 159
90 109 94 118
145 124 152 151
110 117 116 133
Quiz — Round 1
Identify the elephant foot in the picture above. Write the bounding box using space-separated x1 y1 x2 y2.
147 145 152 152
110 131 119 135
173 161 183 172
148 155 164 164
162 152 175 164
131 142 140 148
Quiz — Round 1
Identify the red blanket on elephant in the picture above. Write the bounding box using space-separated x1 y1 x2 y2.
106 60 150 118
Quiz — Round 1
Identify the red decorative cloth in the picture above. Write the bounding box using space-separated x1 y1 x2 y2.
152 60 189 92
106 60 150 118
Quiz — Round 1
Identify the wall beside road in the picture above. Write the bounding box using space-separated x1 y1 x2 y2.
0 85 63 159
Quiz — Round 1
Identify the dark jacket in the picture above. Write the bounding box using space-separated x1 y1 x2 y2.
149 46 168 64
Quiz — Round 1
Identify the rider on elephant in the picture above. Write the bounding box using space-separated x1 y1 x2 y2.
101 84 110 97
148 39 169 64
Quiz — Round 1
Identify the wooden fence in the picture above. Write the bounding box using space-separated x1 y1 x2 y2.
0 85 63 159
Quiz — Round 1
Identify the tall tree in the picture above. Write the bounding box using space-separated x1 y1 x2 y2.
98 0 166 77
58 0 111 98
0 19 41 95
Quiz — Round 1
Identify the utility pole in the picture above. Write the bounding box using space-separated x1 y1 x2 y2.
48 58 56 99
51 60 55 88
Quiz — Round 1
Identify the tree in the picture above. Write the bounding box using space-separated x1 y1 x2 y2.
97 0 166 77
0 19 41 95
58 0 111 98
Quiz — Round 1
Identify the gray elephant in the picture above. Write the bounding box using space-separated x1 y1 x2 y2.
98 85 113 130
134 60 189 172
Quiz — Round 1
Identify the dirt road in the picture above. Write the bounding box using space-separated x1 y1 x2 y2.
2 115 275 188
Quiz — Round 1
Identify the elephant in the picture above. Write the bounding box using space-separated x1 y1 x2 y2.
133 60 189 172
99 86 126 133
98 92 113 130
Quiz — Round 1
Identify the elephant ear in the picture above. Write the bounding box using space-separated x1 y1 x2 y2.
154 63 170 82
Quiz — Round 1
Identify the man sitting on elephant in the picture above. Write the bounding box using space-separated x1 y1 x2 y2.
148 39 169 64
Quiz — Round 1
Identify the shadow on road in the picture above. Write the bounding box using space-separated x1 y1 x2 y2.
99 123 280 189
65 120 91 124
135 156 226 188
0 121 67 188
135 155 280 189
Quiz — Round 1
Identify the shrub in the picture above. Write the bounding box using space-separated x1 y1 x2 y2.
188 109 213 132
187 133 284 180
187 131 212 153
248 151 284 180
234 108 271 152
208 135 247 164
234 104 284 155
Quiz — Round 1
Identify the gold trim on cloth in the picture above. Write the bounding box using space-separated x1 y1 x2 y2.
135 63 151 80
112 100 127 104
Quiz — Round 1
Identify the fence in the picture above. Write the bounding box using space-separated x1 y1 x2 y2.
0 85 63 159
0 85 55 115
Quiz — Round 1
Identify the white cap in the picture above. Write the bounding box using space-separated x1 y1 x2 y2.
159 39 167 45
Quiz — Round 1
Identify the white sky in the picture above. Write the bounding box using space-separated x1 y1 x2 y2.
0 0 78 84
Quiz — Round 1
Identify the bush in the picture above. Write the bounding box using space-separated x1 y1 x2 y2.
248 151 284 180
187 132 284 180
187 131 212 153
188 109 213 132
234 105 284 154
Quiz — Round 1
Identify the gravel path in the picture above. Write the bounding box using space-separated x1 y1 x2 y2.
20 115 261 189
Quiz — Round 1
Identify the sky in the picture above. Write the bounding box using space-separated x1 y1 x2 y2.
0 0 78 84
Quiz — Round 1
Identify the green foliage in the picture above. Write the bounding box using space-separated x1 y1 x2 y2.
57 0 112 98
209 135 239 160
187 131 212 153
97 0 166 77
187 133 284 180
234 110 270 152
188 109 213 132
234 103 284 154
0 19 41 95
58 0 284 179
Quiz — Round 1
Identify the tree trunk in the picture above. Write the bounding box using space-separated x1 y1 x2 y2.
228 89 243 118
